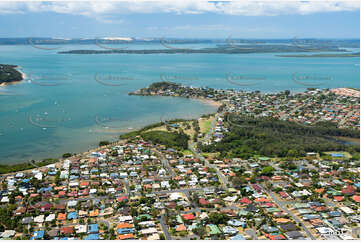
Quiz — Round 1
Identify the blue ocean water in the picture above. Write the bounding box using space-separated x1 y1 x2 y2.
0 43 359 164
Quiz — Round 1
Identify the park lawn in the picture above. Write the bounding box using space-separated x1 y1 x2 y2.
182 149 194 156
199 116 214 135
201 152 220 159
146 125 168 133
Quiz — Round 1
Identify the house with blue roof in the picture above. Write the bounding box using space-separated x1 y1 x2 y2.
230 234 245 240
117 228 134 235
67 212 78 220
69 175 79 180
31 230 45 240
90 168 98 174
88 224 99 234
227 219 246 228
110 173 119 178
48 171 57 176
222 226 238 235
38 187 53 193
84 234 99 240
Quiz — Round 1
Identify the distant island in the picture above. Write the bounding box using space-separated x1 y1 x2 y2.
0 64 25 86
58 45 346 54
276 52 360 57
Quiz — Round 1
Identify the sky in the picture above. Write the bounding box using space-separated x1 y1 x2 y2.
0 0 359 38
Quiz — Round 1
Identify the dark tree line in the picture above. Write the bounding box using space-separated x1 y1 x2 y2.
141 131 189 150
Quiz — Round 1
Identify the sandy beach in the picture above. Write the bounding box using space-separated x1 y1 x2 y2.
195 97 222 108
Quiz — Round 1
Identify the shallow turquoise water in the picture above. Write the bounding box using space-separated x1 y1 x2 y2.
0 44 359 164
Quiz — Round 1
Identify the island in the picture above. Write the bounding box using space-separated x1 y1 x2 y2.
0 64 25 86
58 44 346 54
276 52 360 57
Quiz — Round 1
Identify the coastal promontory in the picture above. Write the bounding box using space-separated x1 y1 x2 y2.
0 64 24 85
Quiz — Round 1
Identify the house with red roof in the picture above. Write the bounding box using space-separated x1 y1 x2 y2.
352 195 360 203
342 185 355 196
182 213 195 221
279 191 290 199
239 197 252 205
61 226 74 235
333 196 344 202
199 198 209 206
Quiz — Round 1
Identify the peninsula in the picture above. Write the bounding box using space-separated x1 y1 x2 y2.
0 64 25 86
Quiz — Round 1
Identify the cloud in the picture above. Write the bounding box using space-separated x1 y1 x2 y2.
0 0 359 18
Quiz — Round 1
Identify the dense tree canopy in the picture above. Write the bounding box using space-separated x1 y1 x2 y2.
141 131 189 150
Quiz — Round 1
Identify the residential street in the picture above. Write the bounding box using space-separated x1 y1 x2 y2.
259 184 316 240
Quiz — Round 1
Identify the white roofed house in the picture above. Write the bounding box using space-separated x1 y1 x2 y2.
45 214 56 222
169 192 183 201
106 187 116 194
118 215 133 223
119 172 128 178
1 230 16 238
158 168 166 176
15 172 24 178
129 171 138 178
34 172 43 180
1 196 9 203
75 225 87 234
34 215 44 224
67 200 77 208
339 206 354 216
69 181 79 187
138 221 155 228
60 170 68 179
62 160 71 169
140 227 158 235
100 173 108 178
160 181 170 189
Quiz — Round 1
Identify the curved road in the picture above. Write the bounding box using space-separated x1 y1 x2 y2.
189 111 230 188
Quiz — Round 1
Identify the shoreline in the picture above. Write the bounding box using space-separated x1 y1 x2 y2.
0 96 220 174
194 97 222 108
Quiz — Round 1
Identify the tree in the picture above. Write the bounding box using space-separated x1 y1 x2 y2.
99 141 110 146
261 166 275 176
193 226 206 238
208 212 229 225
62 153 72 158
232 176 246 187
